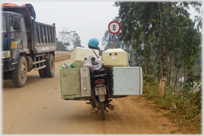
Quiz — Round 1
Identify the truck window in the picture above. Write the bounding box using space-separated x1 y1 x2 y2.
2 15 7 33
10 16 21 31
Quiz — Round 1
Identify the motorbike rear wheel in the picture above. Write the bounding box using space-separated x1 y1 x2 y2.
100 102 105 120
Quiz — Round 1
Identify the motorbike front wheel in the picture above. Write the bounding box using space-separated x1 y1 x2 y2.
100 102 105 120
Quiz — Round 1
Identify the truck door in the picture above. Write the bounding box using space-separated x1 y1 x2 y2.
9 15 28 60
10 16 22 49
10 16 27 50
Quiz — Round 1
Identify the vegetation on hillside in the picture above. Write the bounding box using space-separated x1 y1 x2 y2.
143 79 201 133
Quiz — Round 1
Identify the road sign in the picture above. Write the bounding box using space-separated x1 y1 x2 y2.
108 21 121 35
109 35 118 42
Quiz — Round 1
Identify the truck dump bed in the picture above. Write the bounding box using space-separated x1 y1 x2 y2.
32 21 56 54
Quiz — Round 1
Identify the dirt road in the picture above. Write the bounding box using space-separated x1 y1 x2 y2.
2 59 186 134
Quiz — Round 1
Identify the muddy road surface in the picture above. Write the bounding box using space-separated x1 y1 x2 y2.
2 59 186 134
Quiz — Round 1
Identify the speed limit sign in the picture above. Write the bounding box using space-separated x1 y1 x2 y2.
108 21 121 35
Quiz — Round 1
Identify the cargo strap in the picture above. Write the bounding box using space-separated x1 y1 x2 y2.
92 49 99 58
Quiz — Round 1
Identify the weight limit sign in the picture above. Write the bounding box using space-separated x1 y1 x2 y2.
108 21 121 35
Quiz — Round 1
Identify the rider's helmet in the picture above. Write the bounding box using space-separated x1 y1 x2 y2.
88 38 99 47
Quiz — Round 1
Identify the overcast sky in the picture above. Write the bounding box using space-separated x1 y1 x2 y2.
3 1 119 50
2 1 201 50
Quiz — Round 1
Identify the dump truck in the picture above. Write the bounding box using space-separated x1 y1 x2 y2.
2 3 57 87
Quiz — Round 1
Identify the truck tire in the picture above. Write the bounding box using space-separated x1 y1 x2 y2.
12 56 27 87
100 102 106 120
45 53 55 77
38 68 46 78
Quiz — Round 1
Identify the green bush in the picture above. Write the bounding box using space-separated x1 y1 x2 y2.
143 74 155 82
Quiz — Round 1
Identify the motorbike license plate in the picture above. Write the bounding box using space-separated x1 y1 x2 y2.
95 86 106 95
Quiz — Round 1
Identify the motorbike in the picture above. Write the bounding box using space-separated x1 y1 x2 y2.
60 49 143 120
85 56 114 120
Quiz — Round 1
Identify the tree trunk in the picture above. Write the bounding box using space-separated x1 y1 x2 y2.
137 44 142 67
143 37 147 75
166 50 170 86
183 63 187 92
139 56 142 67
174 67 180 90
172 3 177 87
147 41 150 74
160 46 163 78
159 2 163 78
152 53 159 74
165 23 170 86
169 54 173 86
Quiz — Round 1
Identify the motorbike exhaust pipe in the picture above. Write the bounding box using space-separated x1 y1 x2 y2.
107 104 115 111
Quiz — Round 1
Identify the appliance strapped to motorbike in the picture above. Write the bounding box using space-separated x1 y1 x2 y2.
69 47 99 67
60 47 143 120
102 48 130 68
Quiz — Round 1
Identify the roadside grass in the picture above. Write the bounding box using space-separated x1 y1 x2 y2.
142 80 201 134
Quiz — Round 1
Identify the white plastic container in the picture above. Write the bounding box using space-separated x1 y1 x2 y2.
102 48 130 68
70 47 99 67
113 67 143 95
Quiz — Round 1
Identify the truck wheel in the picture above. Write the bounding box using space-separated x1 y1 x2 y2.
45 53 55 77
38 68 46 78
100 102 106 120
12 56 27 87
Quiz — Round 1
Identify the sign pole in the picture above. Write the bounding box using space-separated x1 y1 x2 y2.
111 34 114 49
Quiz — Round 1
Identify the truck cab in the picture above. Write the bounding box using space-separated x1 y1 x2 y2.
2 11 28 71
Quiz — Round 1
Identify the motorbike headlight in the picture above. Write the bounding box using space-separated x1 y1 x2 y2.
2 51 10 59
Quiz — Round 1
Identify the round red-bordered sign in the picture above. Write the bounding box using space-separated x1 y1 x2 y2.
108 21 121 35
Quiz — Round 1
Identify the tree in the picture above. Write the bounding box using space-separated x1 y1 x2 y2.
114 2 160 75
57 28 72 46
189 2 202 32
56 41 68 51
114 1 201 90
72 32 82 48
57 28 83 51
